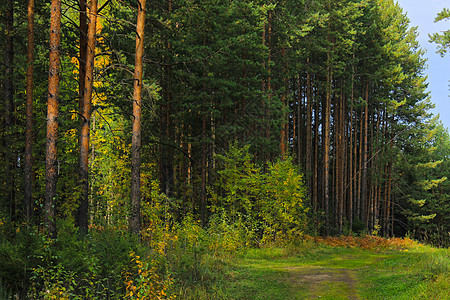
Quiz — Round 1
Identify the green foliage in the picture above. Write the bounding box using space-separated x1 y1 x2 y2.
1 0 450 297
211 143 308 244
397 122 450 247
429 8 450 56
212 143 261 220
260 157 308 241
0 220 175 299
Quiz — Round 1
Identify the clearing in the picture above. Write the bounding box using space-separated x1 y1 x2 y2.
221 241 449 299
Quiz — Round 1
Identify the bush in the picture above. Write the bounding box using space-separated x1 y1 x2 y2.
211 143 309 245
0 226 43 297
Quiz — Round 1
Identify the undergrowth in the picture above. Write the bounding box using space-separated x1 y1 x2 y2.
1 217 448 299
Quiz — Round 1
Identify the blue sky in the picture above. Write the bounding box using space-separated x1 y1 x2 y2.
395 0 450 130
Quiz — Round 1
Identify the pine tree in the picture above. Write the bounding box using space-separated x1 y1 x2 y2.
45 0 62 238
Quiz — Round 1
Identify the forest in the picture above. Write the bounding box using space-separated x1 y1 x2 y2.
0 0 449 298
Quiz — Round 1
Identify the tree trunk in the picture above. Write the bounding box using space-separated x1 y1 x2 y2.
3 0 14 131
25 0 35 221
45 0 62 239
324 52 332 234
313 82 319 214
385 160 392 236
348 89 354 230
130 0 146 236
297 75 303 167
361 83 369 225
306 59 312 193
337 88 345 233
3 0 15 222
78 0 98 235
159 12 174 197
280 48 287 158
78 0 88 106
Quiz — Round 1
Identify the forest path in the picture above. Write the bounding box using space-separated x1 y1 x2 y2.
228 248 388 299
282 254 370 299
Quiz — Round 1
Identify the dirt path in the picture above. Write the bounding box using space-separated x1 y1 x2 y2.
229 249 388 299
277 253 384 299
284 265 360 299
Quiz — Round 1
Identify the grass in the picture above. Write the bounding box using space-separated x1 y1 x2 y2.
359 246 450 299
204 238 450 299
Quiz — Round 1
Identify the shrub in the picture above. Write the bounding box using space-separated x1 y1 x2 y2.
124 252 173 299
211 143 309 245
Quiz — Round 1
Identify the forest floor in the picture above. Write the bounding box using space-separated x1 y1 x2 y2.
219 242 450 299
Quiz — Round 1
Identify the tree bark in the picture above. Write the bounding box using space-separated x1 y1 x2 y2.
306 59 312 193
313 81 319 214
280 48 287 158
3 0 14 130
385 160 392 236
130 0 146 236
297 75 303 168
3 0 15 222
25 0 35 221
45 0 62 239
324 52 332 234
337 88 345 233
78 0 98 235
78 0 88 107
361 83 369 225
348 88 354 230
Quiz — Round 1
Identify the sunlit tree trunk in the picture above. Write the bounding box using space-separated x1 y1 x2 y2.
25 0 35 221
78 0 98 235
45 0 62 239
130 0 146 236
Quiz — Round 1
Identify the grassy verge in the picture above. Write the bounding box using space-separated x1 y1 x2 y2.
358 245 450 299
213 238 450 299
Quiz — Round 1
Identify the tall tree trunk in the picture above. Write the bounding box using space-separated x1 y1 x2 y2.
159 0 174 197
297 75 303 167
313 82 319 214
45 0 62 239
361 83 369 225
3 0 14 127
130 0 146 236
78 0 88 106
357 108 363 220
78 0 98 235
385 160 392 236
306 59 312 193
297 73 305 169
266 9 273 161
348 89 354 230
324 52 332 234
280 48 287 158
201 108 207 225
25 0 35 221
337 88 345 233
3 0 15 222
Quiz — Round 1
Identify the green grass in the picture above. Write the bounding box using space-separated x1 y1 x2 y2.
204 243 450 299
359 247 450 299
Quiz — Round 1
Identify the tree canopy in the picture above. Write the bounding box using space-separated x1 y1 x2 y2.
0 0 449 246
